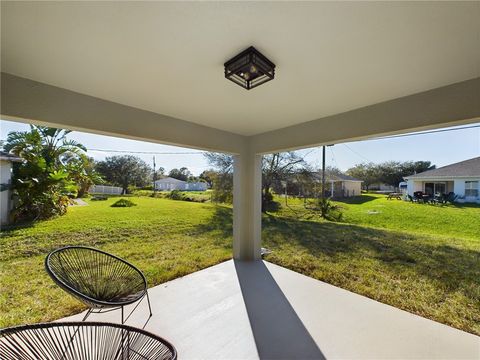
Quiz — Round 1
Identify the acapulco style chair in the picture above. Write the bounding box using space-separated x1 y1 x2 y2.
0 322 176 360
45 246 152 324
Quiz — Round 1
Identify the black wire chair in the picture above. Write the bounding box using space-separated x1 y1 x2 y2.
46 246 152 324
0 322 176 360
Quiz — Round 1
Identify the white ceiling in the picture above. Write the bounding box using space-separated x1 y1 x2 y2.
2 1 479 136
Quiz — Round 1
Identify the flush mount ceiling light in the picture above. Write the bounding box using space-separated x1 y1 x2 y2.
224 46 275 90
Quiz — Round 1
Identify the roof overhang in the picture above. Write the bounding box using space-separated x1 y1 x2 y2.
2 73 479 155
1 2 479 154
404 176 480 181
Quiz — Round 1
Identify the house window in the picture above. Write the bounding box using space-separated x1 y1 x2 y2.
424 182 446 195
465 181 478 197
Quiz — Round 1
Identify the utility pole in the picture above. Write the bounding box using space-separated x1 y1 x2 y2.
321 146 326 203
153 156 157 195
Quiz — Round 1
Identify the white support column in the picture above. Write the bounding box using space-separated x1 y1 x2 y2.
233 151 262 261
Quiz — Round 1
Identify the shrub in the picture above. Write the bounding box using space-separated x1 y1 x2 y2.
167 190 183 200
318 198 343 221
91 195 108 201
111 199 137 207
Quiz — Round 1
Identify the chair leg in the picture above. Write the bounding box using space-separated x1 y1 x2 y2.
82 308 92 321
146 290 153 317
121 306 124 324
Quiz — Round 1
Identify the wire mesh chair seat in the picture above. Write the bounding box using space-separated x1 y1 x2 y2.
46 246 152 323
0 322 176 360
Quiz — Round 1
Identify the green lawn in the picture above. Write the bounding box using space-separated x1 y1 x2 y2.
1 194 479 335
0 197 232 328
264 194 480 335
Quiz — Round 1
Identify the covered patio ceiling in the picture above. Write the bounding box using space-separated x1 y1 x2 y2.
1 1 479 260
2 1 479 148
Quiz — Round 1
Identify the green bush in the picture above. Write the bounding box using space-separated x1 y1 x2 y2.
91 195 108 201
165 190 209 203
318 198 343 221
167 190 183 200
111 199 137 207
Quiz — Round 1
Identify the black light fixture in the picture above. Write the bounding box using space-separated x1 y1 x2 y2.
224 46 275 90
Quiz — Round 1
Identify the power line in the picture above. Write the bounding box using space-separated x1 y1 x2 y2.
342 143 372 163
88 148 205 155
2 123 478 155
369 124 480 141
337 124 480 163
328 146 339 168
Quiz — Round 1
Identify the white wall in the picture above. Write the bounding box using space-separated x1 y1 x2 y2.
89 185 123 195
155 181 207 191
406 180 423 196
343 182 362 197
155 181 184 191
0 161 13 225
453 180 465 197
455 179 480 202
185 182 207 191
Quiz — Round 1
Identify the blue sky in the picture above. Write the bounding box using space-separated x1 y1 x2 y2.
1 119 479 175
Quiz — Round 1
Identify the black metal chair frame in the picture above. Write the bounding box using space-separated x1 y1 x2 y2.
0 321 177 360
45 246 152 324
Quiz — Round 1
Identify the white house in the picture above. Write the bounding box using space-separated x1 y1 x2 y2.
404 157 480 203
327 173 363 198
312 172 362 198
0 151 22 225
154 177 207 191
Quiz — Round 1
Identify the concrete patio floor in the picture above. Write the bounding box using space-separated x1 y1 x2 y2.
61 260 479 359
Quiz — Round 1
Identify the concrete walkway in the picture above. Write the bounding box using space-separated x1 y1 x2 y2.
61 260 480 359
70 198 89 206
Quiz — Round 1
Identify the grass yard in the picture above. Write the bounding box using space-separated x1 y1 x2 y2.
264 193 480 335
1 193 479 335
0 197 232 328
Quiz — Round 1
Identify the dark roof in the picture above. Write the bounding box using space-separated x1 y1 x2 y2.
312 171 362 182
405 157 480 179
0 151 22 162
154 177 186 184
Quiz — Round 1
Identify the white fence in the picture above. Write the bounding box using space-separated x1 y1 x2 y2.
89 185 123 195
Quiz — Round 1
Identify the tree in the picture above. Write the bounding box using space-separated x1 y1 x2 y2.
346 163 380 191
325 166 344 177
377 160 435 188
64 154 104 197
168 167 192 181
402 161 435 178
204 151 308 211
204 153 233 203
199 170 216 188
262 152 306 211
347 161 436 190
3 126 86 221
96 155 151 194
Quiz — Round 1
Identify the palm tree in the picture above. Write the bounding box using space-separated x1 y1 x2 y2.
64 154 104 197
3 125 88 221
4 126 86 168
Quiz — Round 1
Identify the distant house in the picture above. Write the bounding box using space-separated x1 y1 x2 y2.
404 157 480 203
154 177 207 191
312 172 363 198
369 183 395 192
0 151 22 225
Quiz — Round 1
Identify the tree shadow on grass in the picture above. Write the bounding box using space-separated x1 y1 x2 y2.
193 206 479 300
262 215 480 298
194 205 233 248
334 195 378 205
